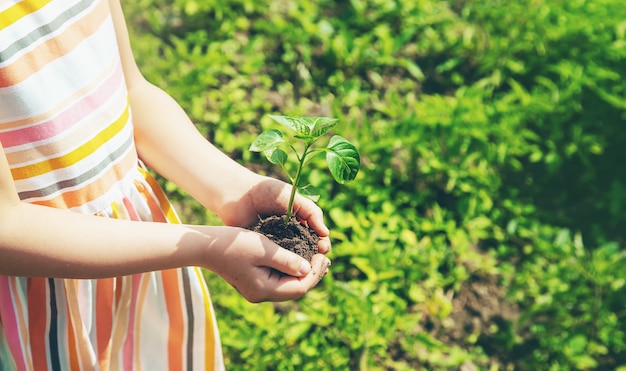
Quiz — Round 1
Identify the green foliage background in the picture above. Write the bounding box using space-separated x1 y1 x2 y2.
125 0 626 369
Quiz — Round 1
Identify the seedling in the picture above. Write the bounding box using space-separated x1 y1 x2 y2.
249 115 360 224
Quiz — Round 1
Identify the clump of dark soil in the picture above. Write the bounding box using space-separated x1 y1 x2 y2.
251 215 319 261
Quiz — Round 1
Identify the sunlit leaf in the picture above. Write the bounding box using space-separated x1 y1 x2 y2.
249 129 284 152
297 184 320 202
294 134 315 145
269 115 309 135
326 135 360 184
263 148 287 166
305 116 337 137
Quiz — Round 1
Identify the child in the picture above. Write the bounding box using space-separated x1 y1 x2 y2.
0 0 331 369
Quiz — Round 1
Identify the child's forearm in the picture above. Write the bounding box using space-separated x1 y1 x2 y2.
0 200 217 278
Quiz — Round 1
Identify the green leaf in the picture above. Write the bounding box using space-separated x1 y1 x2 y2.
567 334 588 354
269 115 337 139
401 58 425 81
306 116 338 137
263 148 287 166
294 134 316 145
268 115 309 135
249 129 284 152
297 184 320 202
351 256 377 281
326 135 360 184
284 321 312 345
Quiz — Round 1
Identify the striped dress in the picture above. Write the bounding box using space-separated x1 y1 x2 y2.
0 0 224 369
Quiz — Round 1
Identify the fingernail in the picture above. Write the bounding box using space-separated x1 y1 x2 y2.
300 261 312 275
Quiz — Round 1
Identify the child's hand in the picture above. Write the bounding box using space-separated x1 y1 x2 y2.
217 175 332 254
203 227 331 302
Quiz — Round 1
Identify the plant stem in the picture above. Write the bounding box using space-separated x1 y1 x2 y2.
285 143 311 223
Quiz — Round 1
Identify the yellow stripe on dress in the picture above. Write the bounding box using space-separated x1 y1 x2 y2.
10 101 130 181
194 267 218 370
137 166 179 224
0 0 52 31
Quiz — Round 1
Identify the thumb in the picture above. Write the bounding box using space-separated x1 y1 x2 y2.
265 247 311 277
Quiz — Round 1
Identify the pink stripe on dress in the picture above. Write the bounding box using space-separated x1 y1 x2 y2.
122 275 143 371
0 62 124 148
0 276 29 371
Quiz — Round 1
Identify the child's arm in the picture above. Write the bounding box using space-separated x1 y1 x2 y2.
109 0 331 254
0 142 328 302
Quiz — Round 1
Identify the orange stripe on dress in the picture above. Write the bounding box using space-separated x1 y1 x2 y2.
138 167 179 224
63 280 93 369
161 269 185 371
0 0 108 89
133 179 166 223
96 278 114 371
27 278 49 371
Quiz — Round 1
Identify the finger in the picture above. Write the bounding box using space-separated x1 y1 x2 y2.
263 243 312 277
259 254 332 301
293 198 331 254
317 236 332 255
298 254 330 289
309 254 331 282
292 195 330 238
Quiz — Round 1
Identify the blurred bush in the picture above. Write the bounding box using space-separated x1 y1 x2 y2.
125 0 626 369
